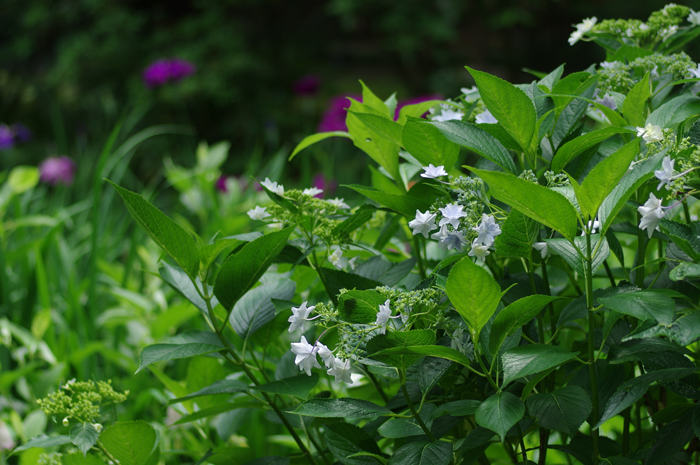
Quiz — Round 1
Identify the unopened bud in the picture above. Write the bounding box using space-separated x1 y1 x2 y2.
62 417 69 427
93 423 103 433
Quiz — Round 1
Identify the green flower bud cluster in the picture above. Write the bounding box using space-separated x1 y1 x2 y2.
37 380 128 425
518 170 538 183
375 286 443 318
38 452 63 465
669 143 700 196
544 171 571 188
466 100 488 123
593 5 689 47
597 53 695 93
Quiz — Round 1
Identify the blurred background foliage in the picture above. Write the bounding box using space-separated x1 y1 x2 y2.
3 0 700 183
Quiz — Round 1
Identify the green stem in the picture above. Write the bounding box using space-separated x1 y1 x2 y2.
585 232 600 465
540 259 556 337
364 369 389 403
684 199 691 223
603 261 616 287
400 382 436 442
412 234 427 280
622 406 630 456
516 423 528 463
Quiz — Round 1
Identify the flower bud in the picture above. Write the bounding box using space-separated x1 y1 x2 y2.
62 417 69 427
93 423 103 433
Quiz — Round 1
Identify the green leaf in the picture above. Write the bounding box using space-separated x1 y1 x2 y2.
289 131 353 160
108 181 199 279
431 400 482 419
360 80 391 117
70 423 99 457
418 356 453 395
159 262 213 318
402 119 459 169
546 235 610 276
431 120 517 173
494 210 541 259
346 99 400 181
622 72 651 128
100 421 157 465
325 422 382 465
472 168 579 238
136 343 222 374
646 411 695 465
337 290 386 324
388 441 452 465
173 400 259 425
354 256 417 287
551 127 633 173
289 398 391 419
10 435 71 456
214 226 295 312
647 96 700 130
258 181 299 214
489 295 565 355
467 67 537 153
599 290 675 326
575 139 641 219
230 278 296 338
8 166 39 193
598 151 665 234
334 205 378 236
445 257 501 342
539 64 565 91
349 112 403 146
251 374 319 398
318 268 382 306
501 344 579 387
669 262 700 281
343 184 433 218
370 345 471 368
659 219 700 262
197 237 244 273
377 419 424 439
63 452 106 465
526 386 591 436
397 100 444 125
168 379 248 405
475 392 525 442
367 330 437 370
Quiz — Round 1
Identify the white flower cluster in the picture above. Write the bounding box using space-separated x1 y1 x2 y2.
468 214 502 263
636 124 664 144
290 336 353 383
569 17 597 46
328 249 358 271
430 104 464 122
638 193 666 238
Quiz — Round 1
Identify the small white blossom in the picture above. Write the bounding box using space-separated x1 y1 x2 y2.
260 178 284 195
421 164 448 179
661 25 678 41
431 225 467 252
375 299 400 334
638 193 666 238
472 214 501 247
576 17 597 33
409 210 438 238
302 187 323 197
533 242 550 259
328 249 348 270
316 342 334 368
475 110 498 125
348 256 358 271
689 9 700 26
93 423 103 433
568 29 584 46
291 336 321 376
247 206 271 220
438 203 467 228
636 123 664 144
63 417 70 427
328 198 350 209
288 301 316 333
432 105 464 122
689 64 700 79
581 219 600 235
327 357 354 384
600 61 620 70
655 156 676 191
468 239 490 263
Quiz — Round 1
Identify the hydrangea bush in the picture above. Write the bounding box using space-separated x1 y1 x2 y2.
16 4 700 465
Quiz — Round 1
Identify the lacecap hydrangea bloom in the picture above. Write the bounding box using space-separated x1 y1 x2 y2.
39 157 76 186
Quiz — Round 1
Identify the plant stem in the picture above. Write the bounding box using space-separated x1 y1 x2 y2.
413 234 427 280
364 369 389 403
400 382 436 442
603 261 616 287
516 422 528 463
585 232 600 465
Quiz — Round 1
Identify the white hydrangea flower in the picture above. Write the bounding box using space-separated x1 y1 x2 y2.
431 225 467 252
409 210 438 238
315 342 334 368
375 299 400 334
661 25 678 41
475 110 498 125
689 64 700 79
468 239 490 263
600 61 620 70
533 242 550 259
472 214 501 247
291 336 321 376
638 193 666 238
636 124 664 143
327 357 354 384
302 187 323 197
568 29 584 46
689 9 700 26
432 104 465 122
288 301 316 333
261 178 284 195
581 219 600 235
348 256 358 271
569 17 596 45
248 206 271 220
420 164 448 179
328 249 348 270
328 198 350 209
654 156 676 191
438 203 467 228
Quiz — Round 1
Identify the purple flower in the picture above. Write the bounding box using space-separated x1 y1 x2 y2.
394 94 443 120
39 156 76 186
11 123 32 143
294 75 321 97
143 58 196 88
312 173 336 198
318 94 361 132
216 175 229 193
0 125 13 150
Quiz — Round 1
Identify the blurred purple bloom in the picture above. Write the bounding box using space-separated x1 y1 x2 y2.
294 75 321 97
11 123 32 143
0 125 13 150
312 173 337 198
216 175 229 193
394 94 442 120
39 156 76 186
143 58 196 88
318 94 361 132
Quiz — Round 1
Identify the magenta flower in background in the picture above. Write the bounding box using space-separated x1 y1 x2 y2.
143 58 196 88
318 94 361 132
0 125 13 150
11 123 32 143
293 75 321 97
39 156 76 186
394 94 442 120
312 173 337 198
216 175 229 193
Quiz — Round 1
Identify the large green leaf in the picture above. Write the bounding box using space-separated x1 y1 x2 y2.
159 262 216 318
475 392 525 441
229 278 295 338
337 290 386 324
472 168 579 238
526 386 591 435
388 441 452 465
346 98 400 181
370 345 471 368
431 120 517 173
397 100 444 124
646 411 695 465
168 379 248 405
251 374 319 398
213 226 295 312
402 119 460 169
546 235 610 276
108 181 199 279
501 344 579 387
467 67 537 153
349 112 404 146
367 330 436 370
598 152 665 234
445 257 501 342
489 295 565 355
324 422 382 465
494 210 540 259
647 96 700 130
136 343 223 374
63 453 106 465
333 205 378 236
10 435 71 456
100 421 157 465
344 184 433 217
659 219 700 262
70 423 99 456
318 268 382 306
289 131 352 160
622 72 651 128
289 398 391 419
574 139 641 219
598 290 676 326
